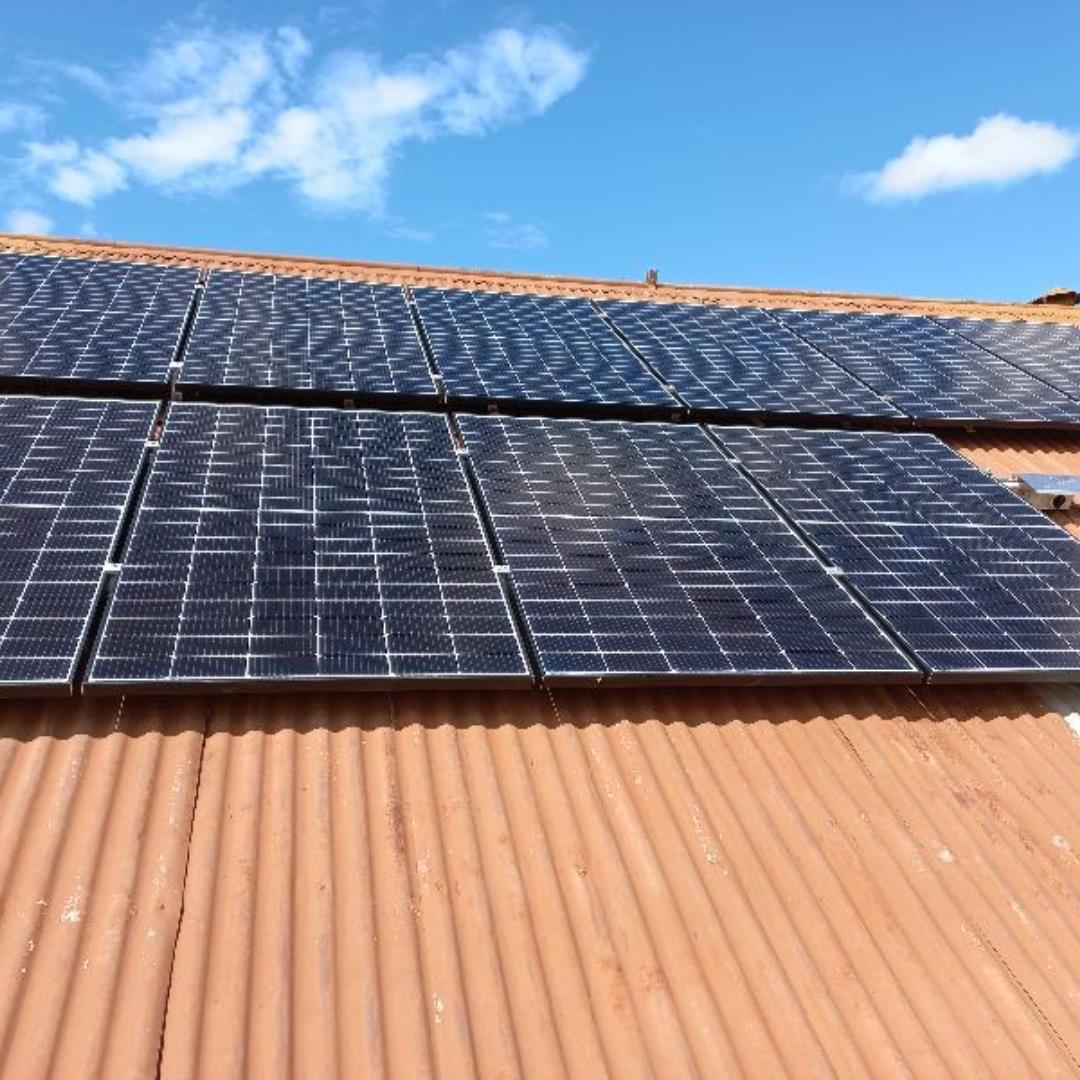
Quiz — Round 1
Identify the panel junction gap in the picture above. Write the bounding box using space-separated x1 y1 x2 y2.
70 400 175 692
445 411 542 684
758 306 902 419
698 423 928 681
932 315 1076 400
403 283 447 401
589 298 689 419
167 267 208 401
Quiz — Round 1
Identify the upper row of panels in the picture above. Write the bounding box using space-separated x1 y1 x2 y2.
3 251 1080 426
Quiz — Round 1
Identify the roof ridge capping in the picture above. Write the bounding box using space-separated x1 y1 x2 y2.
3 230 1080 326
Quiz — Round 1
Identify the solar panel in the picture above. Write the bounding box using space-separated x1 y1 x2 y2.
939 317 1080 403
718 425 1080 679
412 287 676 411
599 299 901 420
179 270 436 400
457 414 917 683
89 404 529 688
0 253 197 386
773 308 1080 425
0 395 156 689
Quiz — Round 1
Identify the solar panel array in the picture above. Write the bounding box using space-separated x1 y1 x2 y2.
0 253 198 385
0 395 155 687
4 241 1080 694
718 425 1080 679
180 270 436 399
412 287 676 410
459 414 916 682
773 308 1080 424
940 317 1080 403
600 299 902 420
89 405 528 687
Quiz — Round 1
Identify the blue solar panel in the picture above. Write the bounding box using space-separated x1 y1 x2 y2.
718 425 1080 679
458 414 917 683
0 253 197 385
180 270 436 399
0 395 156 688
89 404 529 688
773 308 1080 424
939 317 1080 403
600 299 901 419
412 287 676 410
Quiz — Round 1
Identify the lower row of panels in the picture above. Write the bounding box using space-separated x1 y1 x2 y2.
2 394 1079 693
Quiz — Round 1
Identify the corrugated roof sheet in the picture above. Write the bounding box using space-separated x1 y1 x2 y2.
7 685 1078 1077
0 695 204 1079
141 685 1080 1078
4 232 1080 324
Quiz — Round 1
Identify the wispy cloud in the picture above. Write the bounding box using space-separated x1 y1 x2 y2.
4 208 53 234
850 114 1079 201
0 101 44 135
18 23 588 216
484 210 548 250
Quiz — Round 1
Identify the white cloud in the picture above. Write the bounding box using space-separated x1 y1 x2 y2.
0 101 43 134
484 210 548 250
4 208 53 234
111 109 253 184
853 114 1080 201
22 23 587 215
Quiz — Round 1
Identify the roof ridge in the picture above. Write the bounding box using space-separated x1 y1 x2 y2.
3 231 1079 326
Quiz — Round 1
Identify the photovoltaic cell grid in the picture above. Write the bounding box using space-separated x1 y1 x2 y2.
412 287 676 409
89 405 528 687
0 395 155 687
459 414 916 682
773 308 1080 425
939 317 1080 403
180 270 435 398
718 425 1080 679
0 252 197 385
600 299 902 419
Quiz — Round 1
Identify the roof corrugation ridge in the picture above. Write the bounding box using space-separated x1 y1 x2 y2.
4 231 1080 325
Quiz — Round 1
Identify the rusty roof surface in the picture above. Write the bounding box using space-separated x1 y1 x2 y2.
0 684 1078 1078
5 231 1080 325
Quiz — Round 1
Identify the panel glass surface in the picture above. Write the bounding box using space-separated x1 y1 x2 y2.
90 405 527 686
459 414 916 682
719 425 1080 677
939 317 1080 403
0 253 198 384
0 395 155 686
180 270 435 397
413 287 675 408
773 308 1080 424
600 299 901 418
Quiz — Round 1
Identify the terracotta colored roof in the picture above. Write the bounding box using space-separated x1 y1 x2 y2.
0 685 1078 1078
5 231 1080 325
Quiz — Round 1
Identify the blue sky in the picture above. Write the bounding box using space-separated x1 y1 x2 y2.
1 1 1077 300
